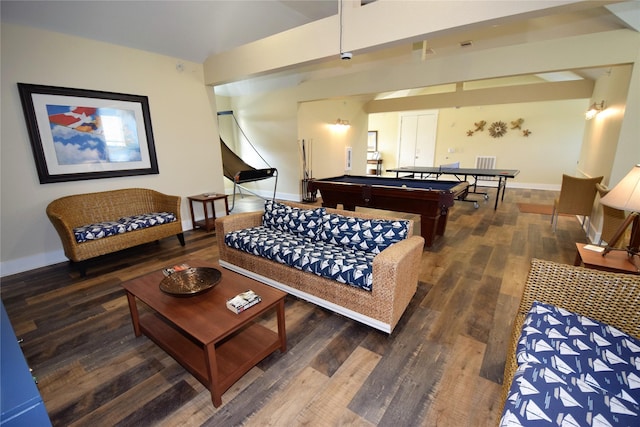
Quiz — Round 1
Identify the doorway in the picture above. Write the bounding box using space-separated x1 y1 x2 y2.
398 110 438 167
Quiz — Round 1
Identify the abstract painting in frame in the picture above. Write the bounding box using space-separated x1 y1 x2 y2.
18 83 159 184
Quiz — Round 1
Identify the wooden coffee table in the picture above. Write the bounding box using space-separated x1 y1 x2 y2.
122 259 287 407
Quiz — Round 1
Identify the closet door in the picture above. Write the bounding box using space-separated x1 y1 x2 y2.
398 115 418 167
398 111 438 167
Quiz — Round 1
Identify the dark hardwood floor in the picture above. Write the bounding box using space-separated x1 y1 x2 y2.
1 188 589 426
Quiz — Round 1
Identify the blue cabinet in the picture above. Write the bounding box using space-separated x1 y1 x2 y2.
1 302 51 426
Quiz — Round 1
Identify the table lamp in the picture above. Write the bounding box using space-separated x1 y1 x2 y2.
601 164 640 259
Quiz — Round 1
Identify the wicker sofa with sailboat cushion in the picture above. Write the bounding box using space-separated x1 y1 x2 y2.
499 259 640 426
47 188 184 270
216 200 424 333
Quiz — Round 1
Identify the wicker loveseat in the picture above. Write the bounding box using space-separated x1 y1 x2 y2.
215 200 424 333
500 259 640 426
47 188 184 273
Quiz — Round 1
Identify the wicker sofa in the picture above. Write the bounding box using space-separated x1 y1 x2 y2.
215 201 424 333
500 259 640 426
47 188 184 273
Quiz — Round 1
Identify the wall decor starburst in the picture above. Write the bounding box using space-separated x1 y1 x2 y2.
488 121 507 138
510 118 524 129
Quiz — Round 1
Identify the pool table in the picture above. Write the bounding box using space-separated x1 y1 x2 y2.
307 175 469 247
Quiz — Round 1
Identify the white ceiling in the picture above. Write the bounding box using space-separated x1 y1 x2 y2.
0 0 339 63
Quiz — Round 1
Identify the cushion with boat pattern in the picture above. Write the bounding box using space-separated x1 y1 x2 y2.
515 301 640 406
74 212 177 243
500 361 639 427
224 226 374 291
499 301 640 426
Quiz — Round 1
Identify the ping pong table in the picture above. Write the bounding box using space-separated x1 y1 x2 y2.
387 166 519 210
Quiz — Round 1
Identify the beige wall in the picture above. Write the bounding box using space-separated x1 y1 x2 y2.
220 30 638 193
579 63 639 240
298 99 368 180
216 87 300 199
608 54 640 186
579 64 634 186
368 113 401 175
1 24 224 276
2 20 639 276
216 95 369 199
369 99 589 187
216 31 638 243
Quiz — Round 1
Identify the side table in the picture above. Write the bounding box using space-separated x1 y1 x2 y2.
188 193 229 232
366 159 383 176
574 243 639 274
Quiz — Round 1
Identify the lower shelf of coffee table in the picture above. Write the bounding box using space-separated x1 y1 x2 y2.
139 312 280 395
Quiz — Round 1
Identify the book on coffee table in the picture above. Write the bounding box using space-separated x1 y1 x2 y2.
162 263 190 276
226 290 261 314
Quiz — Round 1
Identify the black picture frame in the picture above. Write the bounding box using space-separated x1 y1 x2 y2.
17 83 159 184
367 130 378 152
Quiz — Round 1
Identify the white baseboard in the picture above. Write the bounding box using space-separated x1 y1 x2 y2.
1 222 193 278
506 182 561 191
1 250 67 278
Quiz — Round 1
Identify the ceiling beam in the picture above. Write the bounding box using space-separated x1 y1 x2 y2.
364 79 595 113
204 0 591 86
297 29 639 102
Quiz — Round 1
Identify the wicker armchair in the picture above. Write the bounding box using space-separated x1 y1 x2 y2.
500 258 640 407
47 188 184 273
551 174 603 232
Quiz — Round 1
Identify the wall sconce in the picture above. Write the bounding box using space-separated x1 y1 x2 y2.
334 118 350 127
585 100 605 120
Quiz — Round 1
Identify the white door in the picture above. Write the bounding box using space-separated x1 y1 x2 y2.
398 110 438 167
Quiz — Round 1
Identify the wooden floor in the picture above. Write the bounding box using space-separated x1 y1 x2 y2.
1 188 589 427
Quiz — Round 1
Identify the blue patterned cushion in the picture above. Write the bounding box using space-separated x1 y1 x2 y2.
516 301 640 405
499 301 640 426
224 226 374 291
262 201 325 239
296 239 374 291
73 212 176 243
118 212 177 232
74 221 126 243
317 213 409 253
500 362 640 427
224 226 307 263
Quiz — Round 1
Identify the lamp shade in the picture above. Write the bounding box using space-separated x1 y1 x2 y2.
600 164 640 212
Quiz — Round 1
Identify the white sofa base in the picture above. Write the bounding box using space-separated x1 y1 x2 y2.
219 259 392 333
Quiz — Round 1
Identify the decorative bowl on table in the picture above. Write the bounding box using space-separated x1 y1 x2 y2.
159 267 222 296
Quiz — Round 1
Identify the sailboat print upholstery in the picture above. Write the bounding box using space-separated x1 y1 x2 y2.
500 301 640 426
224 201 410 291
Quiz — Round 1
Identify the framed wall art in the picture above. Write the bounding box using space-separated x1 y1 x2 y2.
17 83 159 184
367 130 378 152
